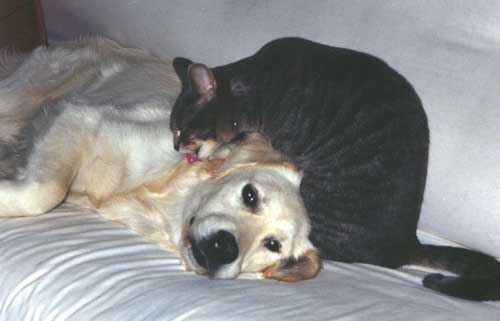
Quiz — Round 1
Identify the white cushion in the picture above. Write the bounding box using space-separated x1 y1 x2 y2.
1 204 499 321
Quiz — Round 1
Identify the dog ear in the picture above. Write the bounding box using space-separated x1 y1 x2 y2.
211 132 277 161
262 250 321 282
209 133 301 186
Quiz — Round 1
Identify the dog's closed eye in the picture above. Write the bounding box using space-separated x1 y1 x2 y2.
242 184 259 209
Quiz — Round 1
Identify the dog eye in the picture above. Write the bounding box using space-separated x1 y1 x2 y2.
264 239 281 253
242 184 258 208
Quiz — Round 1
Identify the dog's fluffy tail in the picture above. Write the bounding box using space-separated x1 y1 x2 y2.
410 244 500 301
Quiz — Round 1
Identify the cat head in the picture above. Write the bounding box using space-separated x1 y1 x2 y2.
170 58 258 159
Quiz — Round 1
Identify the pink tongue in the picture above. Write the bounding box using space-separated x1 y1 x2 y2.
185 153 200 164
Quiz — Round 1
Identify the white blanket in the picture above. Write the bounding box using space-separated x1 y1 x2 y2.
1 204 498 321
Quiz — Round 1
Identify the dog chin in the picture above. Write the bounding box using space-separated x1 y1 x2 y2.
181 246 207 275
211 262 241 280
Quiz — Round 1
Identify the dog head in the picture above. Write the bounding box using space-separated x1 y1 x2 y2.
178 135 321 282
169 59 320 281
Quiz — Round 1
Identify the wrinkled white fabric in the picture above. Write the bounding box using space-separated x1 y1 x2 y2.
0 204 499 321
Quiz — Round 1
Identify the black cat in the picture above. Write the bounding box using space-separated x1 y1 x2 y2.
170 37 500 301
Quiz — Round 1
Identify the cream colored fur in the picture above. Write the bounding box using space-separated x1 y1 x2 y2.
0 38 320 281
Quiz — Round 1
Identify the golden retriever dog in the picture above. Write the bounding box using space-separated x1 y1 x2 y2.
0 38 320 281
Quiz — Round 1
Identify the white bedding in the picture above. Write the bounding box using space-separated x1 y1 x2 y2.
1 204 498 321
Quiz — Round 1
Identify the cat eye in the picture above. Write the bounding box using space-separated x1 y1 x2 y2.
242 184 259 209
264 238 281 253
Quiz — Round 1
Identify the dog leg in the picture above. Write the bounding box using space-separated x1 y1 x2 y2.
0 134 81 217
0 178 69 217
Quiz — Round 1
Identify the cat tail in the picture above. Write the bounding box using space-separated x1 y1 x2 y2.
410 244 500 301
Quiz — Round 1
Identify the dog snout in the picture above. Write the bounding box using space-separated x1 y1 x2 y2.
190 230 239 276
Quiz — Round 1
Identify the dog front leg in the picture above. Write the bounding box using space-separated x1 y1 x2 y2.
0 178 70 217
0 144 79 217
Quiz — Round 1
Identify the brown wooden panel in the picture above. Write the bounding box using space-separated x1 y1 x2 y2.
0 0 46 51
0 0 23 14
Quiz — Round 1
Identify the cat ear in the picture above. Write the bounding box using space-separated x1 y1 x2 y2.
188 63 217 102
173 58 217 102
173 57 193 85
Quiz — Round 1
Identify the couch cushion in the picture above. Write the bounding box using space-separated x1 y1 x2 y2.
1 204 499 321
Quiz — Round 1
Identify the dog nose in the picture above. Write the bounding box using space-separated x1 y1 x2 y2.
191 230 239 275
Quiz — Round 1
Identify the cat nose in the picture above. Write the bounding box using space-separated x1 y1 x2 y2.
190 230 239 276
173 129 181 151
